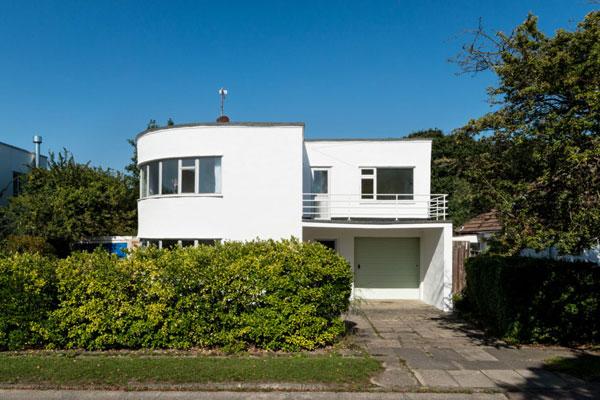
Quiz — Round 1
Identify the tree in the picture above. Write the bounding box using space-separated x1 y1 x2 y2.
0 150 137 256
451 11 600 254
408 129 489 226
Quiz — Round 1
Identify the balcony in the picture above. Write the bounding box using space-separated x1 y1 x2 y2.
302 193 448 221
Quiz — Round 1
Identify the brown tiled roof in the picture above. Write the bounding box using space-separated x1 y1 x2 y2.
454 210 502 234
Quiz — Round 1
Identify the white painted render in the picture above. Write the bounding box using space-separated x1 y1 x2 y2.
0 142 47 206
303 139 433 218
303 222 453 311
137 124 304 241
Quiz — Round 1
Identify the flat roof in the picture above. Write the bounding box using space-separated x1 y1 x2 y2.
0 141 48 158
136 122 305 140
304 138 432 142
303 218 452 225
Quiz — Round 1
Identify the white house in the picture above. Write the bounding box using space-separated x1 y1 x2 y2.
136 122 453 311
0 139 47 206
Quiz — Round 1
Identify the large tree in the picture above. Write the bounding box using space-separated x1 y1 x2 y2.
408 129 490 226
451 11 600 254
0 150 137 256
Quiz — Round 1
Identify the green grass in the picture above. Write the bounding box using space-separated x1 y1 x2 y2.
545 354 600 382
0 355 382 387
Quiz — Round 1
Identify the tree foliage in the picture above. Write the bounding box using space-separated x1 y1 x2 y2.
0 150 137 256
408 129 489 226
452 11 600 254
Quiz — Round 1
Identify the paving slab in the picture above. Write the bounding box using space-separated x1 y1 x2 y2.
371 355 404 370
370 369 419 388
365 347 400 356
412 369 460 388
451 359 512 370
448 370 499 388
515 369 568 389
364 339 402 348
427 348 468 363
456 347 500 362
395 348 457 370
482 369 528 388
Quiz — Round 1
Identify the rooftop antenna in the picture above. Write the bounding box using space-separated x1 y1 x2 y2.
217 88 230 123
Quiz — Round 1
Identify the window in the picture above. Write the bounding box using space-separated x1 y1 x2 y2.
140 239 221 248
361 167 413 200
199 157 221 193
12 171 25 197
140 167 148 198
162 159 178 194
312 169 328 194
316 239 336 251
197 239 220 246
148 162 159 196
139 156 221 198
181 158 196 193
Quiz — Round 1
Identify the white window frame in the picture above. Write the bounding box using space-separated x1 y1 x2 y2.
311 167 330 194
179 158 197 194
360 167 415 200
139 156 222 198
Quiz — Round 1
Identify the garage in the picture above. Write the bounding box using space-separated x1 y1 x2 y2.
354 237 420 299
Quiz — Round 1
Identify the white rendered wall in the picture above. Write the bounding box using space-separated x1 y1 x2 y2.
0 143 47 205
303 140 432 218
302 222 452 311
137 125 304 241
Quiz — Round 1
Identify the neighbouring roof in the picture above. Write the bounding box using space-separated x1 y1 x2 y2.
454 211 502 235
0 141 48 159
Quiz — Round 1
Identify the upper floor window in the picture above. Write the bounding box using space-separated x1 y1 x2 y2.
139 156 222 198
361 167 413 200
12 171 25 197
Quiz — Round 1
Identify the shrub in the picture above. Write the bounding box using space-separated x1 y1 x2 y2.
0 234 55 257
463 255 600 344
35 238 352 351
0 252 57 350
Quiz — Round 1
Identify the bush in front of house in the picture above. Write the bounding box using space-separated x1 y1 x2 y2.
0 252 57 350
462 255 600 344
22 238 351 352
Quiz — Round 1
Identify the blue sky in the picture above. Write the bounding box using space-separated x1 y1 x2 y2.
1 1 597 171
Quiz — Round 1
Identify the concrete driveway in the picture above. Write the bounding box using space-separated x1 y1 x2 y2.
347 300 600 398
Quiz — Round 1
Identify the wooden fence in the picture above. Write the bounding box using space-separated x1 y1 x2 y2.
452 240 471 295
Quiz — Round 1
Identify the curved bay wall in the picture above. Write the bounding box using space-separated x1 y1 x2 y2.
137 125 304 241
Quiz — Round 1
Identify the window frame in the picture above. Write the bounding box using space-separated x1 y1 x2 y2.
311 167 330 194
139 156 222 199
360 167 415 201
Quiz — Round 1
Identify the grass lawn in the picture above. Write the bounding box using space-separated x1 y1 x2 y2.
545 353 600 382
0 354 382 388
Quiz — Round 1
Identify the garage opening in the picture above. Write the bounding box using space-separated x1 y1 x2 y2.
354 237 420 299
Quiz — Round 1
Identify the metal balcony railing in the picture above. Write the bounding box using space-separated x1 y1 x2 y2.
302 193 448 221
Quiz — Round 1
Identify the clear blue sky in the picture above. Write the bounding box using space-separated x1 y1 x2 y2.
1 1 597 171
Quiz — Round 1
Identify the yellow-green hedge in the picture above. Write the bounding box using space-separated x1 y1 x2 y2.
1 239 352 352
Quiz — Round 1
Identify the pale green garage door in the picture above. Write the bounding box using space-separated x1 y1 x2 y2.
354 237 420 293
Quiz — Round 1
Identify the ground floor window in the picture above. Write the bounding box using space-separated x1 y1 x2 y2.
315 239 336 251
141 239 221 249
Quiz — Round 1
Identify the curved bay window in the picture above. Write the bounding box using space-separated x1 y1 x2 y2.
139 156 222 198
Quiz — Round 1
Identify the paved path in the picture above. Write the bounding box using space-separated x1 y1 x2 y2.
347 300 600 398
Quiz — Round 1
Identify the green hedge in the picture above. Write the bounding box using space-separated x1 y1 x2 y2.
463 255 600 344
0 239 352 352
0 252 57 350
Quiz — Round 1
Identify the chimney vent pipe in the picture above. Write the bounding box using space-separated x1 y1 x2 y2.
33 135 42 167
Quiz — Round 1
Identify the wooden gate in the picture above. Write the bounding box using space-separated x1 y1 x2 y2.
452 241 471 295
